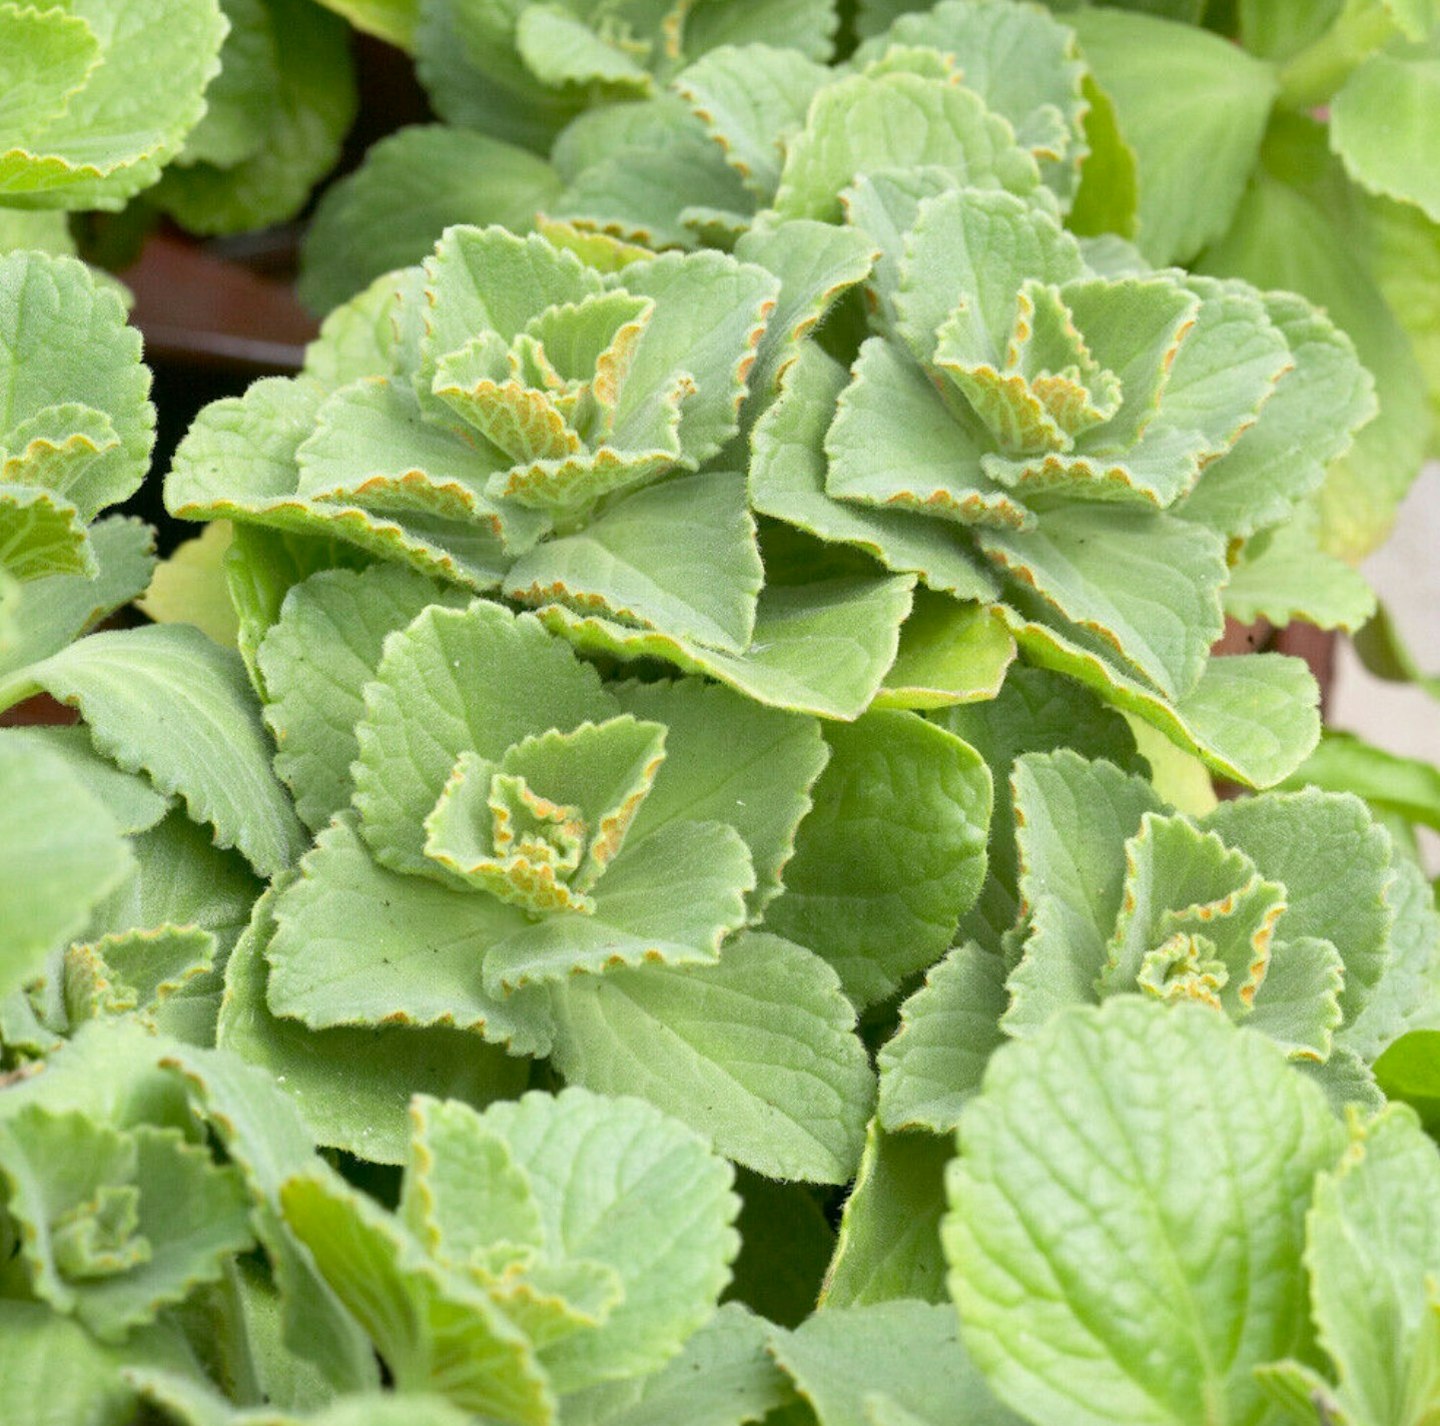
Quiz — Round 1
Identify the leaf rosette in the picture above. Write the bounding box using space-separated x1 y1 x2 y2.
879 749 1440 1134
415 0 840 153
755 180 1377 785
277 1088 739 1422
242 578 874 1181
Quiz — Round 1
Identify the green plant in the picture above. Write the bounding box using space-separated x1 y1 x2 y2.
4 1 1440 1422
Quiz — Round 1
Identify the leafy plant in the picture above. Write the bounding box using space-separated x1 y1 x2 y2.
4 1 1440 1423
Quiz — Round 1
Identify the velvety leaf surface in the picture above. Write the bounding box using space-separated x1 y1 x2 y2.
945 999 1347 1426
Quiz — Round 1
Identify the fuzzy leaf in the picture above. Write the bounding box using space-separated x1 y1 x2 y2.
770 1300 1021 1426
822 1123 952 1309
548 930 875 1183
1070 7 1277 264
877 942 1010 1134
763 709 991 1008
12 624 306 878
467 1087 739 1392
264 813 554 1057
750 343 997 602
258 565 470 833
538 572 915 721
505 471 762 653
875 595 1015 711
772 69 1041 223
0 0 226 208
945 999 1347 1426
219 887 528 1165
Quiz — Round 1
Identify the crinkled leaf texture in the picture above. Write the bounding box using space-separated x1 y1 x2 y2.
0 0 227 209
945 998 1347 1426
0 251 155 585
280 1086 738 1417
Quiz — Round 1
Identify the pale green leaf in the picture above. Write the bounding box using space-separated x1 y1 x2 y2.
0 724 168 834
772 69 1041 223
562 1302 791 1426
516 5 651 92
1287 730 1440 834
1300 1106 1440 1426
1003 609 1321 788
299 125 560 315
1197 118 1428 560
771 1300 1022 1426
749 343 998 602
0 0 226 208
11 624 306 878
178 0 277 169
537 572 915 721
610 676 827 919
1224 509 1377 633
945 999 1347 1426
154 0 356 237
821 1122 952 1309
265 813 554 1056
0 733 131 1001
474 1087 739 1392
219 887 528 1164
138 522 240 648
673 44 831 200
504 470 762 653
351 600 612 878
547 930 875 1182
877 942 1009 1134
280 1169 553 1422
0 251 153 519
1071 7 1277 264
1331 43 1440 224
0 484 91 581
258 564 469 832
0 6 101 140
874 594 1014 711
763 709 991 1008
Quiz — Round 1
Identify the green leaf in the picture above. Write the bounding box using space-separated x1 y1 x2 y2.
770 1300 1022 1426
1224 509 1377 633
154 0 357 237
516 5 651 92
0 251 153 522
945 999 1347 1426
1004 608 1321 788
547 930 875 1183
280 1169 553 1422
538 572 915 721
610 676 827 919
469 1087 739 1392
0 0 226 209
672 44 831 201
0 6 101 141
821 1122 952 1309
1297 1106 1440 1426
265 813 554 1057
563 1301 792 1426
0 724 169 834
0 1109 253 1342
258 564 469 832
1331 42 1440 224
0 514 153 679
298 125 560 315
724 1173 833 1330
877 942 1009 1134
505 471 762 653
0 734 132 1001
763 709 991 1008
1179 291 1377 542
1198 117 1428 561
1286 730 1440 833
7 624 306 878
1071 7 1278 264
773 69 1041 223
750 343 997 603
137 522 240 648
875 595 1015 711
176 0 277 169
313 0 416 46
981 507 1227 702
218 887 528 1164
1068 74 1139 239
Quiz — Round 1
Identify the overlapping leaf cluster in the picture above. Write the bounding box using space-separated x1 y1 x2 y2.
6 2 1440 1424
